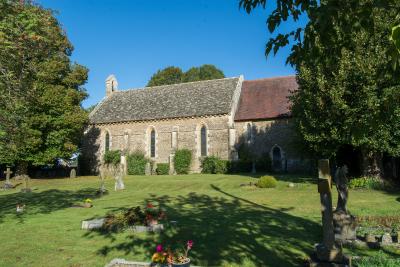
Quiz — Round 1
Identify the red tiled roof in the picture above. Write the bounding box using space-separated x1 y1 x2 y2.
234 76 298 121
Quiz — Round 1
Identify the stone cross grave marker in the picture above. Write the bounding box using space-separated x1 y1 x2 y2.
4 167 13 187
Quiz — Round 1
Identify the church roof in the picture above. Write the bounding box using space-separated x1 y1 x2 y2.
90 77 241 124
234 76 298 121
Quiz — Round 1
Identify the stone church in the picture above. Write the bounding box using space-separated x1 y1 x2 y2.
83 74 311 174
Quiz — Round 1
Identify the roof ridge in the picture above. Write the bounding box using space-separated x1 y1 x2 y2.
245 75 296 82
114 76 240 93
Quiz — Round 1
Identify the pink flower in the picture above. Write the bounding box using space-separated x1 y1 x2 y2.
187 240 193 249
156 244 163 252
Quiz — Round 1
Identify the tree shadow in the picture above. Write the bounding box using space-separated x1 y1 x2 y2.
0 188 99 223
85 185 320 266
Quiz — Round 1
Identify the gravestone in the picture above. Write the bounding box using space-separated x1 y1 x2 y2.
381 233 393 245
333 166 356 242
114 164 125 191
145 162 151 176
69 168 76 178
311 159 351 267
20 175 31 193
3 167 14 189
81 218 105 230
169 154 175 175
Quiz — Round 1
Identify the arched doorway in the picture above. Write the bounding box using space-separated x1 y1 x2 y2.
272 146 282 171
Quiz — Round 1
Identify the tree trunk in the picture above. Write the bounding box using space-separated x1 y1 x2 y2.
361 149 383 178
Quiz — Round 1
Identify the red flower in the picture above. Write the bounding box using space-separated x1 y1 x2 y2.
187 240 193 249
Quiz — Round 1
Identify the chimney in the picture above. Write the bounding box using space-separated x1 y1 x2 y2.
106 74 118 97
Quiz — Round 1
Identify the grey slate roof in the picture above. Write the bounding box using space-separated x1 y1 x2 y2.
90 77 241 124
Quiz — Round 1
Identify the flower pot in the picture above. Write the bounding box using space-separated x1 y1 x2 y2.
83 202 92 208
172 258 190 267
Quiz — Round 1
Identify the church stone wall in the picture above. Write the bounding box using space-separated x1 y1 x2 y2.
82 115 231 174
234 118 313 173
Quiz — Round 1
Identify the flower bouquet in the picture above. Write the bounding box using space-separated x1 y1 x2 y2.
151 241 193 267
145 202 167 226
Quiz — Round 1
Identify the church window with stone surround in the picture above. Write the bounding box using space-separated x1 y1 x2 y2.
150 129 156 158
105 132 110 152
246 123 252 143
200 126 207 156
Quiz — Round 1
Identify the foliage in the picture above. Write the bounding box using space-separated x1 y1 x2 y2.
146 66 183 87
0 1 88 170
156 163 169 175
174 149 192 174
201 156 229 174
103 150 121 166
348 177 386 190
257 175 278 188
145 202 167 224
126 151 149 175
147 64 225 86
239 1 400 66
182 64 225 82
103 204 166 231
290 4 400 172
103 206 145 231
84 198 92 203
255 153 272 172
353 251 400 267
356 215 400 236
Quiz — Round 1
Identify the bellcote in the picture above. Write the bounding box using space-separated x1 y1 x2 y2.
106 74 118 97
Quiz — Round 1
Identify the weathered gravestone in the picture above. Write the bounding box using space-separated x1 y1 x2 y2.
310 159 351 267
333 165 356 243
145 162 151 176
69 168 76 178
3 167 14 189
114 163 125 191
20 175 31 193
381 233 393 245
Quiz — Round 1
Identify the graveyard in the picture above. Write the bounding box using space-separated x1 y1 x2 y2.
0 173 399 267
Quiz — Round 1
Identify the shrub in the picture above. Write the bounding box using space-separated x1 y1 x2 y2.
156 163 169 175
257 175 278 188
201 156 229 174
103 150 121 166
174 149 192 174
255 153 272 172
127 151 149 175
348 176 385 190
353 251 400 267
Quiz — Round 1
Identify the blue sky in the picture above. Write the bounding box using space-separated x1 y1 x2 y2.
37 0 305 108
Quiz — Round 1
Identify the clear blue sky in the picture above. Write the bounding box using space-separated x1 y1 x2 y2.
37 0 305 108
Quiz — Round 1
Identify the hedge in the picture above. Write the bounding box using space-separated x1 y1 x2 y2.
156 163 170 175
174 149 192 174
103 150 121 166
127 151 149 175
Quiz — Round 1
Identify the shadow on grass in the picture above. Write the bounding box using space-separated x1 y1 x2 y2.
0 188 99 223
84 185 320 267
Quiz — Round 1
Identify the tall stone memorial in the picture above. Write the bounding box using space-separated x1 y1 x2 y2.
310 159 351 267
3 167 14 189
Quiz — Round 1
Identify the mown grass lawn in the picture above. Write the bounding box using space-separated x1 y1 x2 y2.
0 174 398 267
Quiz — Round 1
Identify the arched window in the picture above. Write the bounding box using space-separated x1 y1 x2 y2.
150 129 156 158
272 146 282 170
246 123 252 143
105 132 110 152
200 126 207 157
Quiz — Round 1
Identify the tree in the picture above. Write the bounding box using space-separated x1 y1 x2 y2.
147 64 225 86
0 1 88 175
182 64 225 82
146 66 183 87
290 3 400 176
239 0 399 65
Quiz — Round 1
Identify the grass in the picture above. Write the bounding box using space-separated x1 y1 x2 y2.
0 173 398 267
